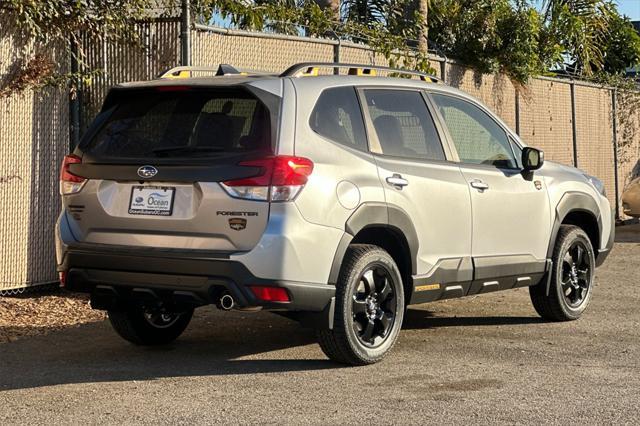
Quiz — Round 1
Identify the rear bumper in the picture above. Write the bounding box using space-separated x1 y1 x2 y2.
60 248 335 313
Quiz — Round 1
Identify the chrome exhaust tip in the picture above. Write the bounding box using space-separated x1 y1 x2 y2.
218 293 235 311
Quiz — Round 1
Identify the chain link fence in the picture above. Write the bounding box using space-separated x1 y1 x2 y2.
1 18 638 290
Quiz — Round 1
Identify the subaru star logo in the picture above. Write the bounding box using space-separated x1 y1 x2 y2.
137 165 157 179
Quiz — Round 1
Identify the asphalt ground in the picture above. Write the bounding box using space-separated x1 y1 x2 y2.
1 225 639 425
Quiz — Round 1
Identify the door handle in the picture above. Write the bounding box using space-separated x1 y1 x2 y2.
386 174 409 189
470 179 489 191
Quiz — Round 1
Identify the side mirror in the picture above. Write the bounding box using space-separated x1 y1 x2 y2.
522 147 544 171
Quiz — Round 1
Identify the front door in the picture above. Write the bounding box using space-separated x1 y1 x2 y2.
430 93 551 291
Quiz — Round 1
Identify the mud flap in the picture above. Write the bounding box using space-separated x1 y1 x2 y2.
295 297 335 330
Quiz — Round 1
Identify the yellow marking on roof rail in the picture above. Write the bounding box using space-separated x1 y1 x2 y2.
348 67 377 77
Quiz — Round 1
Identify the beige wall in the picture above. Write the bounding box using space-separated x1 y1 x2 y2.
0 19 69 290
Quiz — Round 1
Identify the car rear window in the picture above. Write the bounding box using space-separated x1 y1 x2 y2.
81 88 273 159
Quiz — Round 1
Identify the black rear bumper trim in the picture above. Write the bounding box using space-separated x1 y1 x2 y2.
61 249 334 313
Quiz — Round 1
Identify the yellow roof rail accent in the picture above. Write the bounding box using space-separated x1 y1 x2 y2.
348 67 377 76
299 66 319 77
163 70 191 79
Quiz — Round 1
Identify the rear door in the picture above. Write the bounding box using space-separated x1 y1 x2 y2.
63 84 280 252
359 88 473 302
429 92 551 289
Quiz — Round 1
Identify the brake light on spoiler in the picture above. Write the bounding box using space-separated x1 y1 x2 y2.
220 156 314 202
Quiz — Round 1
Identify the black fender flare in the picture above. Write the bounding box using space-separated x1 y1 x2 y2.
328 202 419 284
546 191 602 259
544 191 602 295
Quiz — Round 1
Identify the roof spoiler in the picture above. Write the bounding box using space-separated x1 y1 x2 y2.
158 64 249 79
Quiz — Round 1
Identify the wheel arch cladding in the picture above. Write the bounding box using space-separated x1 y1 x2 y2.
547 192 602 260
330 202 418 302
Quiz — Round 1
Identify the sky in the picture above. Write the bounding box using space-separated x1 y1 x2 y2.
617 0 640 20
534 0 640 21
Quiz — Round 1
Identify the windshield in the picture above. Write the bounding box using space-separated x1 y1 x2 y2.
81 88 273 159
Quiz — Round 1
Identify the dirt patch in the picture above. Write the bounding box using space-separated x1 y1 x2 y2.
0 289 105 343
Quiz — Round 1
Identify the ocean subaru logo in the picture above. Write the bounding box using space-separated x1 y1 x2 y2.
137 165 158 179
135 196 144 203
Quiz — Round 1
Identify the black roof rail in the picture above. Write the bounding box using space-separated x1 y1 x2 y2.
280 62 440 83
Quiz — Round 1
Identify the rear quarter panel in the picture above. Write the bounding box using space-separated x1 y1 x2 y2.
288 79 385 230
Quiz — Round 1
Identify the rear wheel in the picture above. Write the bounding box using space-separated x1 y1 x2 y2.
108 304 194 345
317 244 404 365
530 225 595 321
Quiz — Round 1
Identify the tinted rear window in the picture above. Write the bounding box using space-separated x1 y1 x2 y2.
309 86 367 151
81 88 273 159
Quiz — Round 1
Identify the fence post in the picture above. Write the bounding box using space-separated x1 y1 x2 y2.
69 37 80 151
612 89 620 220
180 0 191 66
570 81 578 167
333 40 340 75
515 89 520 136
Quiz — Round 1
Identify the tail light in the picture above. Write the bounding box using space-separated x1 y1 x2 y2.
249 286 290 302
60 154 86 195
220 156 314 202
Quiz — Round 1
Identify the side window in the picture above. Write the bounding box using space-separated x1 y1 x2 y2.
363 89 445 161
431 94 517 169
309 86 367 151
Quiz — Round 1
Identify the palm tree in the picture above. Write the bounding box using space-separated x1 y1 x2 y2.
341 0 386 25
542 0 614 75
407 0 429 54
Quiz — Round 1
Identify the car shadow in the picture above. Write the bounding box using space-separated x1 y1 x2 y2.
0 311 342 392
402 308 543 330
0 307 547 392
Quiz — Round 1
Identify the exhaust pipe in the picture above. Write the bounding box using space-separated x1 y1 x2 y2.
217 293 235 311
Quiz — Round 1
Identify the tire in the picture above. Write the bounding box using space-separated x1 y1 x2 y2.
108 305 194 345
317 244 405 365
530 225 595 321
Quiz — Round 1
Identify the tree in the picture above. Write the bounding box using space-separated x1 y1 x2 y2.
315 0 340 21
428 0 542 82
341 0 386 25
601 9 640 74
407 0 429 54
0 0 155 97
540 0 614 76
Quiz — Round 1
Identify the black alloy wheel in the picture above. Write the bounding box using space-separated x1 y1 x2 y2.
560 240 591 308
351 266 397 348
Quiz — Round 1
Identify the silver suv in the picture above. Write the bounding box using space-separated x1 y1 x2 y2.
56 63 614 365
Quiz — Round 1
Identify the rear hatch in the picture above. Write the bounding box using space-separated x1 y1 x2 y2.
62 83 280 252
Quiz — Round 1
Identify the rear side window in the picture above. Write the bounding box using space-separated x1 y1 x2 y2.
363 89 445 161
81 88 273 159
431 94 517 169
309 86 367 151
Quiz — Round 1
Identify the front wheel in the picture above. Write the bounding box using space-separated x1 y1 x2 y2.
317 244 405 365
108 304 194 345
530 225 595 321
